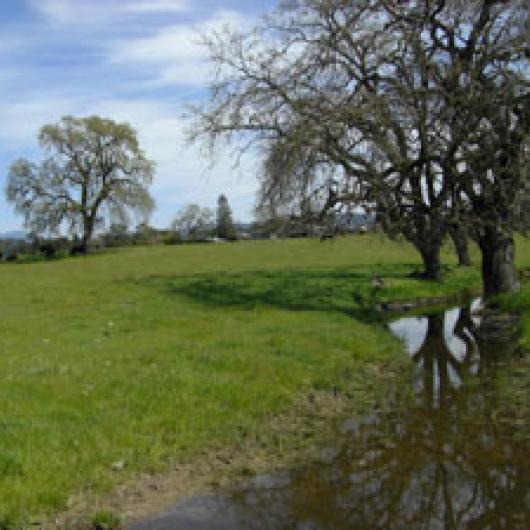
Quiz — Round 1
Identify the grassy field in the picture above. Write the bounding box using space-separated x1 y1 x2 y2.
0 234 527 526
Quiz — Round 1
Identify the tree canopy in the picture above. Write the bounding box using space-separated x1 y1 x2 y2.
6 115 155 252
170 203 214 241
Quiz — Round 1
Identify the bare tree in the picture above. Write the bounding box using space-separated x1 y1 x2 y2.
191 0 530 293
431 0 530 294
6 116 155 253
190 0 458 279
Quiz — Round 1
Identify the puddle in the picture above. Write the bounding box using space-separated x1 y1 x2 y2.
130 299 529 529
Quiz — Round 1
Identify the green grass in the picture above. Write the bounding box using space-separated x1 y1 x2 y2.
499 284 530 351
0 234 514 524
494 234 530 348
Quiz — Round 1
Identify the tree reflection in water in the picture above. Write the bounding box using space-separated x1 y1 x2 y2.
221 303 529 530
131 301 529 530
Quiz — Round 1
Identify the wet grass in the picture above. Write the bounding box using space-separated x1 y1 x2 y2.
499 284 530 351
494 234 530 349
0 234 510 525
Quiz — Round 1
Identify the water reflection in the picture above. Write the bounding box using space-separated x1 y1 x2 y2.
388 302 502 407
131 301 529 530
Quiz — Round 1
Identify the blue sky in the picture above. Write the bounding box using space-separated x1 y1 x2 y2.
0 0 278 232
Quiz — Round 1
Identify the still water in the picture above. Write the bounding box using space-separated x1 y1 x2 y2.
131 300 529 529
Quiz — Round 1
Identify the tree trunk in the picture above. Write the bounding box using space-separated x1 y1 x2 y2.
419 243 442 280
450 224 471 266
79 216 94 254
478 227 518 297
78 237 89 254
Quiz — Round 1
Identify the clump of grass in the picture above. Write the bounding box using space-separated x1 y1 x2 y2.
498 282 530 350
90 511 122 530
0 516 16 530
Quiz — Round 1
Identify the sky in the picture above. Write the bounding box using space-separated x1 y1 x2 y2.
0 0 278 232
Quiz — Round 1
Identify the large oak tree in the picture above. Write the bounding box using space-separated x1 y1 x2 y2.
191 0 530 294
6 116 155 253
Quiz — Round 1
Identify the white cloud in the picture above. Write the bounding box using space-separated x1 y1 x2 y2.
126 0 189 13
113 24 200 63
108 10 246 87
31 0 189 26
112 10 243 63
0 96 81 149
31 0 115 25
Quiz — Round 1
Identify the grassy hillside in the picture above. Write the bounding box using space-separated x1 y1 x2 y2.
0 234 521 524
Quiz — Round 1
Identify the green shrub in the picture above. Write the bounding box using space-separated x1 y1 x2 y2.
163 232 183 245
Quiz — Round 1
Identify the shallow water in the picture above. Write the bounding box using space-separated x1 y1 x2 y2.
130 300 529 529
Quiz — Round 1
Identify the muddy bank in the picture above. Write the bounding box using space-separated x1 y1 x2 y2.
377 291 480 313
52 359 409 529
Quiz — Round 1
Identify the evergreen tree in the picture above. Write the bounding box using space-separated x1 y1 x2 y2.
216 194 236 240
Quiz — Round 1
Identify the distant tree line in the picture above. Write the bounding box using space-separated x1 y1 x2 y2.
3 186 371 262
166 194 238 243
0 224 168 262
165 195 372 244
